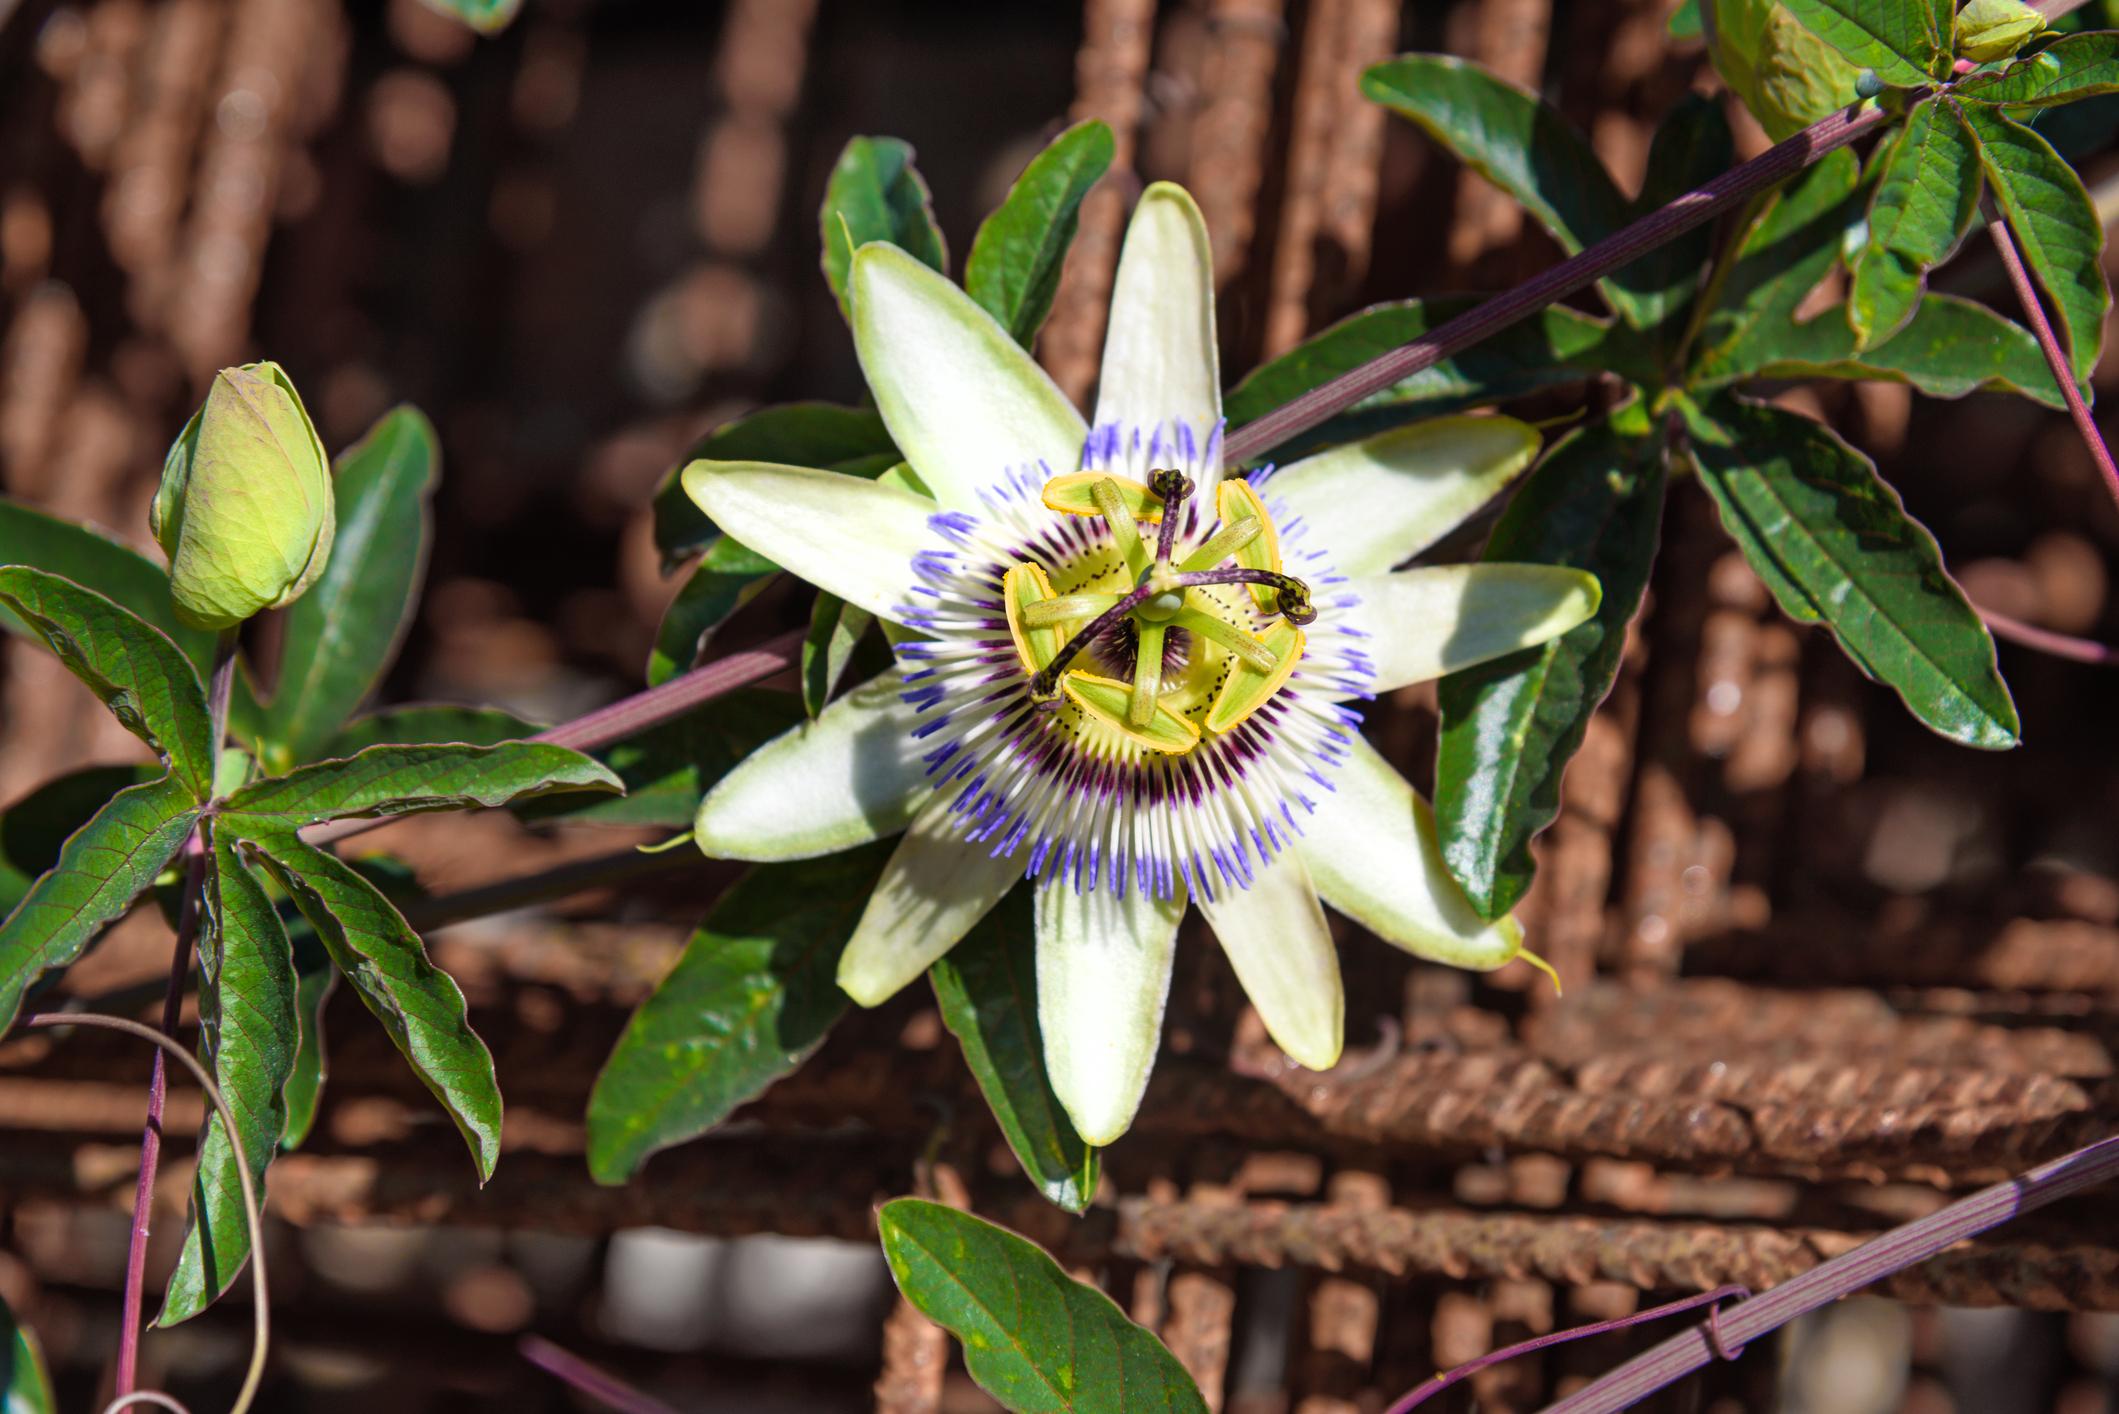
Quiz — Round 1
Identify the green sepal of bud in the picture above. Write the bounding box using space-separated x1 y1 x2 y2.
1955 0 2045 63
152 361 335 631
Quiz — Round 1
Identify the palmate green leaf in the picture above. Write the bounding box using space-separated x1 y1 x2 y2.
966 120 1115 347
1960 101 2110 385
1361 57 1657 327
0 774 200 1033
822 136 949 321
929 889 1097 1212
803 592 873 719
239 826 502 1178
651 405 897 568
0 568 214 800
879 1199 1208 1414
1850 98 1981 349
415 0 521 34
1957 30 2119 104
585 842 891 1184
218 741 619 829
648 536 778 686
161 832 297 1325
1609 93 1734 349
518 690 804 829
0 497 217 671
1781 0 1947 83
262 406 439 768
1683 392 2018 748
1736 290 2061 403
0 1294 56 1414
0 764 158 918
1225 298 1613 458
1436 415 1667 922
323 703 540 756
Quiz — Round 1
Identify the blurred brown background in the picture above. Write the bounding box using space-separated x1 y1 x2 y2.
3 0 2119 1410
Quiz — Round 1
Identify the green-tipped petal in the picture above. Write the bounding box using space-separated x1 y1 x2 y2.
1196 851 1342 1071
1093 183 1221 481
1339 564 1602 694
1266 416 1541 575
681 461 933 623
1297 735 1524 969
837 805 1027 1005
1036 881 1185 1145
695 670 930 860
849 243 1087 511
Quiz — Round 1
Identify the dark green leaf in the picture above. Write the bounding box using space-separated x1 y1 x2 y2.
1736 290 2061 403
1436 416 1666 921
415 0 521 33
647 536 779 687
161 833 297 1325
802 592 873 719
0 568 214 800
517 690 804 829
930 890 1097 1212
219 742 620 829
1781 0 1945 83
0 765 159 918
965 120 1115 346
1610 93 1735 349
1960 101 2110 385
652 405 896 568
263 407 439 767
279 959 335 1149
1669 0 1703 38
1361 57 1651 324
0 1295 56 1414
586 842 891 1184
0 774 200 1033
1849 98 1980 348
879 1199 1208 1414
0 497 217 671
323 704 540 756
1958 30 2119 104
243 828 501 1179
821 136 949 321
1684 393 2018 748
1692 148 1863 380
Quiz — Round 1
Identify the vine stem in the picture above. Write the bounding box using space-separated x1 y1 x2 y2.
519 1335 679 1414
1977 603 2117 665
1544 1134 2119 1412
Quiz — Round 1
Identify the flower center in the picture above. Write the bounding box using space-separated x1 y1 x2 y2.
1000 468 1317 757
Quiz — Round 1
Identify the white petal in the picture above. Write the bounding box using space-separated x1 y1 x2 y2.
837 803 1028 1006
1195 850 1342 1070
1339 564 1602 694
695 669 930 860
850 243 1087 511
1036 882 1185 1145
1297 734 1524 969
1092 184 1220 467
682 461 932 623
1268 416 1540 574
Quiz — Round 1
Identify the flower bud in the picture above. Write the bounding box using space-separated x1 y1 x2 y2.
1956 0 2045 63
152 362 334 631
1699 0 1864 140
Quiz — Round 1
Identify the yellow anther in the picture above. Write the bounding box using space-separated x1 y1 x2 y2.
1061 670 1200 754
1041 471 1164 522
1204 619 1304 735
1215 479 1286 613
1002 562 1062 678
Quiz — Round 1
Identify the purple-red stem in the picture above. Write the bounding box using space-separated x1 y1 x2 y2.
1977 604 2117 665
519 1335 680 1414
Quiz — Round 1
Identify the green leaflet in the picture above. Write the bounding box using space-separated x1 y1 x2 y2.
651 405 897 568
323 704 540 756
1435 417 1667 922
0 497 218 671
280 957 335 1149
0 1295 56 1414
218 741 620 828
1960 101 2111 386
0 774 200 1033
0 764 158 919
1780 0 1947 83
239 826 503 1179
1683 392 2018 749
160 832 297 1325
1692 147 1862 379
821 136 949 321
0 568 215 801
802 591 873 718
1735 290 2060 403
929 889 1098 1213
965 120 1115 347
585 842 892 1184
1957 31 2119 104
879 1199 1209 1414
648 535 779 686
262 406 439 767
1610 92 1735 352
1850 98 1981 349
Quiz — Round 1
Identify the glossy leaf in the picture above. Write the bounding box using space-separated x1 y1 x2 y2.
821 136 949 321
1780 0 1945 83
219 741 620 828
1684 393 2018 749
966 120 1115 347
1609 93 1734 346
279 957 335 1149
879 1199 1208 1414
585 842 891 1183
0 568 214 800
0 775 200 1033
161 834 297 1324
648 536 778 686
652 405 897 568
263 406 438 766
929 889 1098 1212
1436 417 1666 921
802 592 872 718
0 497 217 670
323 703 540 756
1692 148 1862 381
0 1295 56 1414
517 691 804 829
0 765 158 919
1961 101 2110 385
1958 31 2119 104
1850 98 1980 348
1733 291 2061 403
241 827 502 1179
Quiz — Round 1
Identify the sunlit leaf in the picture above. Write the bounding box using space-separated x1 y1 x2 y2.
822 136 949 321
966 120 1115 347
0 497 217 671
